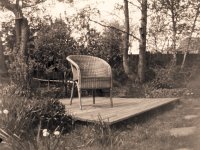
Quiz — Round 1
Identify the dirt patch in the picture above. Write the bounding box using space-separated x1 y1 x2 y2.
169 127 196 137
184 115 198 120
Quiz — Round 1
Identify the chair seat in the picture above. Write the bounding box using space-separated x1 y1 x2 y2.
81 77 111 89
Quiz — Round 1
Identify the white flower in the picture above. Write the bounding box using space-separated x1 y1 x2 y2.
3 109 9 115
43 129 48 133
43 131 50 137
43 131 49 137
42 129 50 137
53 131 60 136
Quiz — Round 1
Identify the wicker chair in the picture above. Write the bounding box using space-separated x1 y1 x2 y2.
67 55 113 109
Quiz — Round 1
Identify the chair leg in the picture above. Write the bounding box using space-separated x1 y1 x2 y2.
110 88 113 107
77 86 82 110
70 81 75 105
92 89 96 104
64 83 67 97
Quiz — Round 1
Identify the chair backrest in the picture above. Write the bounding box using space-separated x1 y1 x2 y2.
67 55 111 77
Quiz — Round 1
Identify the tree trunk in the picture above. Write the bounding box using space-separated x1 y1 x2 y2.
20 18 29 60
123 0 130 75
138 0 147 83
171 6 177 65
15 18 22 53
172 26 177 65
15 17 29 56
0 32 8 76
0 0 33 91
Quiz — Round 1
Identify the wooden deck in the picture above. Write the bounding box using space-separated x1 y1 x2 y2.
59 97 179 125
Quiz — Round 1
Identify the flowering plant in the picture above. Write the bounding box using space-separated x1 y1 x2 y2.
0 86 73 149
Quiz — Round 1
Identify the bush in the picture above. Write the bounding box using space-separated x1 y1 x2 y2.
149 65 185 89
142 64 196 98
30 19 78 80
0 85 121 150
0 85 73 140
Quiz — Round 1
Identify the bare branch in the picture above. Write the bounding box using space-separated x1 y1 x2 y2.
0 0 16 13
89 19 140 41
22 0 46 8
136 0 142 5
128 0 141 10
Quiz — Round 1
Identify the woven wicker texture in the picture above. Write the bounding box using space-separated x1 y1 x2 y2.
67 55 113 109
67 55 112 89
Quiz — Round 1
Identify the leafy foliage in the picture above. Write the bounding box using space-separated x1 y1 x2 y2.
148 0 200 53
0 86 73 140
30 19 77 79
30 14 124 84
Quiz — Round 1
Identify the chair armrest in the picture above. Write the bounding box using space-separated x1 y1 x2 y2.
67 56 81 81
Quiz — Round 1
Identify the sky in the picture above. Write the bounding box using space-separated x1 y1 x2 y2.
0 0 141 54
41 0 140 25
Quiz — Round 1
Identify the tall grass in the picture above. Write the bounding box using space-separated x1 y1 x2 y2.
0 84 120 150
0 84 74 149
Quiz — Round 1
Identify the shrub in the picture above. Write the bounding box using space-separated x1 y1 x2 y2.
149 65 184 89
0 85 73 140
0 86 121 149
30 19 78 80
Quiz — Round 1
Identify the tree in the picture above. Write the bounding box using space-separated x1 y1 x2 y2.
0 0 46 89
0 0 75 90
148 4 171 53
0 0 34 61
109 0 147 82
138 0 147 83
181 1 200 69
153 0 191 64
123 0 130 75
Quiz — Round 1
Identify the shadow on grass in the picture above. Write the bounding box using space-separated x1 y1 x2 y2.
112 100 180 129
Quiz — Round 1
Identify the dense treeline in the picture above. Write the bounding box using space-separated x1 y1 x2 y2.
0 0 200 92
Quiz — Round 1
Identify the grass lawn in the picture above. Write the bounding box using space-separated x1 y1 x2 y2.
1 82 200 150
77 97 200 150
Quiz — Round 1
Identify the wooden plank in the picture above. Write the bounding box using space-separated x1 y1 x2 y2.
67 98 166 116
63 98 174 116
33 77 64 83
107 99 177 123
70 99 174 123
60 97 179 124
